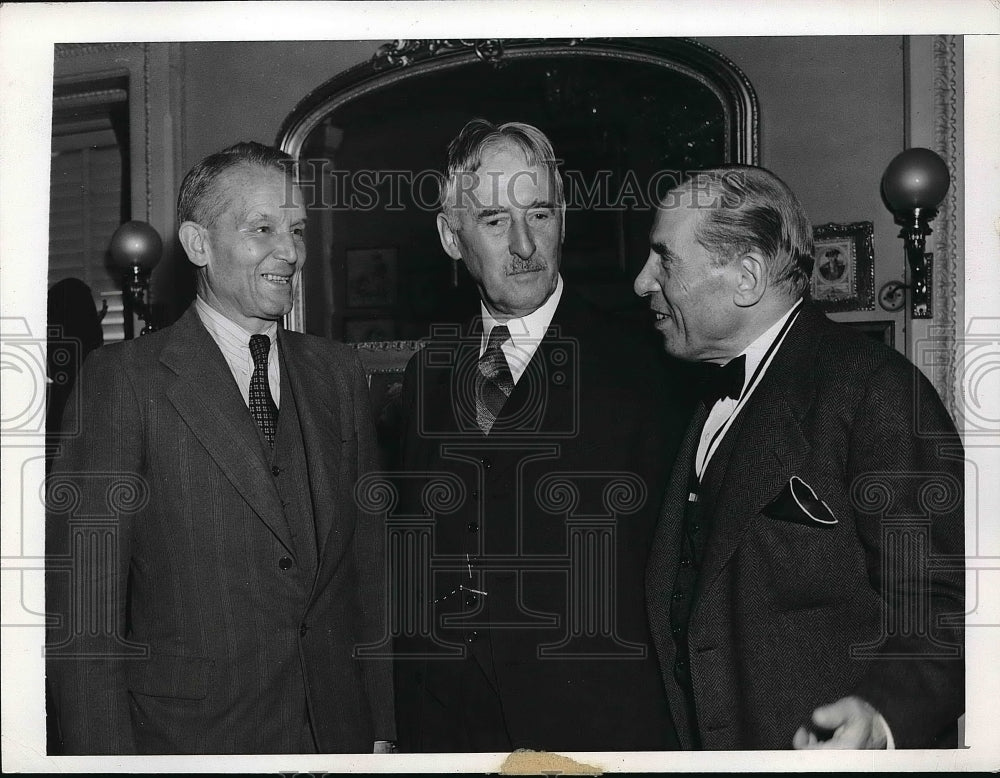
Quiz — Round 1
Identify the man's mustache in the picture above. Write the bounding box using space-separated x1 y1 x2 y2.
507 256 546 274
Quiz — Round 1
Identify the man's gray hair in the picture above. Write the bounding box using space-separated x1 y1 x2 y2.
438 119 564 215
177 141 296 228
678 165 815 297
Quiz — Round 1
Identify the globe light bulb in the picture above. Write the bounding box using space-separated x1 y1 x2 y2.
881 147 951 213
110 220 163 272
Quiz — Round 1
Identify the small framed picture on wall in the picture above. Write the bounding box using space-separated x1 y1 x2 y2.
346 247 398 308
809 221 875 312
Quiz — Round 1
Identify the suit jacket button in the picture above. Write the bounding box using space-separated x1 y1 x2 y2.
479 457 491 470
299 623 309 636
272 465 282 476
465 593 479 607
467 521 479 532
465 630 479 643
471 490 479 500
278 556 293 570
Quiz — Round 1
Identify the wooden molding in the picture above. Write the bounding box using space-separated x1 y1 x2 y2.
931 34 961 416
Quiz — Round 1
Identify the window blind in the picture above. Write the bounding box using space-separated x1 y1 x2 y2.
48 85 129 343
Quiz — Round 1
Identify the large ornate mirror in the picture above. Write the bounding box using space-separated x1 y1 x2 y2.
278 38 757 460
278 38 758 341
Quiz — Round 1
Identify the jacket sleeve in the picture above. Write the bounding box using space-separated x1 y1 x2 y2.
46 346 144 754
345 350 396 742
848 356 965 748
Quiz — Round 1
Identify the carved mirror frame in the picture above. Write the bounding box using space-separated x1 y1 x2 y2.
276 37 760 336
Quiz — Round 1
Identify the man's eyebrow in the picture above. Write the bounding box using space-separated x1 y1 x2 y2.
651 241 674 259
241 210 307 225
474 207 507 221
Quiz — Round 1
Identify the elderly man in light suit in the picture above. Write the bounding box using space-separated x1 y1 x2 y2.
635 165 964 749
46 141 393 754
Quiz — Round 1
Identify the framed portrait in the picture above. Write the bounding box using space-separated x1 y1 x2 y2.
345 247 398 308
843 319 895 348
809 221 875 312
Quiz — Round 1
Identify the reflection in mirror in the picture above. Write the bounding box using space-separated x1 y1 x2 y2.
280 39 758 340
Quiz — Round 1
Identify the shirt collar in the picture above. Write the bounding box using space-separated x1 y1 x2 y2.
195 296 278 357
479 274 564 353
735 297 803 393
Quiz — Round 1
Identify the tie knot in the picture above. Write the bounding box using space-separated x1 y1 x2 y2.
699 354 746 408
249 334 271 368
486 324 511 353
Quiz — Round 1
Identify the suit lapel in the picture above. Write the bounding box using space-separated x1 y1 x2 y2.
691 309 821 614
160 308 293 553
647 403 707 748
279 332 347 564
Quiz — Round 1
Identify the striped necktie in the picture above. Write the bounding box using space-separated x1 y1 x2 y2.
475 324 515 434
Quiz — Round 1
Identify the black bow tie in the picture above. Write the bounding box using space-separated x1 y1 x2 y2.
698 354 747 408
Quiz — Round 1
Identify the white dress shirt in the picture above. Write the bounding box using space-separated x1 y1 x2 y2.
480 274 564 385
694 298 802 479
195 297 281 408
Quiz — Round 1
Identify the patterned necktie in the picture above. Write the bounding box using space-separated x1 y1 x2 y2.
248 334 278 447
475 324 515 435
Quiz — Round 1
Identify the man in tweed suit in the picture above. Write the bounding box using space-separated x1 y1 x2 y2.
634 165 964 749
46 142 393 754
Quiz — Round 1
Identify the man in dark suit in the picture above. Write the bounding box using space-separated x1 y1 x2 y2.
46 142 393 754
635 165 964 749
391 120 689 752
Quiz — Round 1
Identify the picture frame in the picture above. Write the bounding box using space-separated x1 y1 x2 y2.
351 340 425 468
345 247 398 308
809 221 875 312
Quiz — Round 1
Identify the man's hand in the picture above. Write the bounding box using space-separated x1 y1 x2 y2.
792 696 889 749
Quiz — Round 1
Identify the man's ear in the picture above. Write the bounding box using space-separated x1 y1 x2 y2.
733 251 768 307
436 212 463 261
559 201 566 244
178 221 210 268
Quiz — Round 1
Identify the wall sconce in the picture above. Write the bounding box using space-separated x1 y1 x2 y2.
878 147 951 319
110 220 162 337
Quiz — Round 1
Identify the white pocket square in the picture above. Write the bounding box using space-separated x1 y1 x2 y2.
763 475 838 528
